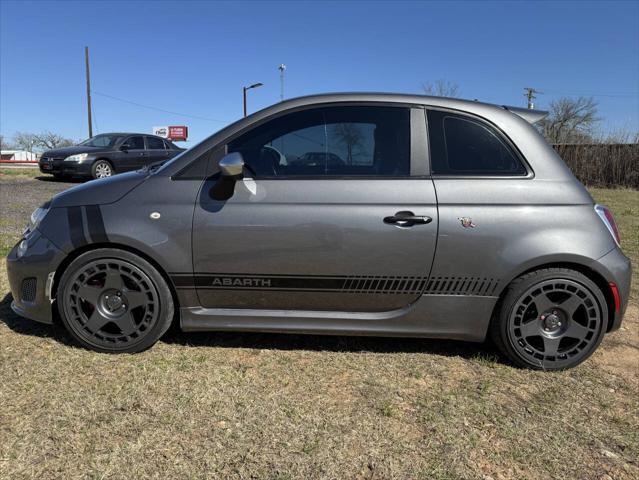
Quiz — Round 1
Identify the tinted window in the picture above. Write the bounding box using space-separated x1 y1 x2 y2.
147 136 166 149
228 106 410 177
80 134 123 147
163 139 174 150
122 136 145 150
428 110 525 175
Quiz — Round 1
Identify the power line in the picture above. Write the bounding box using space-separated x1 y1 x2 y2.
92 91 231 123
538 88 638 98
91 100 99 134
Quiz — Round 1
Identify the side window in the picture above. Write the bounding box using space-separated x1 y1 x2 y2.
147 136 166 150
228 106 410 177
427 110 526 176
122 136 145 150
163 139 173 150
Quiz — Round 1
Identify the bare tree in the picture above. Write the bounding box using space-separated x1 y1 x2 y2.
540 96 599 144
35 131 75 150
12 132 39 153
332 123 364 164
0 134 13 150
422 79 460 98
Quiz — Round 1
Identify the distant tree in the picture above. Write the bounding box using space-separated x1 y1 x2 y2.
0 134 13 150
332 123 364 164
35 131 75 150
540 96 599 144
422 79 460 98
12 132 39 152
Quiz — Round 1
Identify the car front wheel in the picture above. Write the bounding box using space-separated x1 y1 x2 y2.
490 268 607 370
57 248 174 353
91 160 113 179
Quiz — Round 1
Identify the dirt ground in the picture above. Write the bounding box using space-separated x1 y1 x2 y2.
1 171 637 479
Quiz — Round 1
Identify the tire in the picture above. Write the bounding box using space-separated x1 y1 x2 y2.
91 159 113 179
57 248 174 353
490 268 607 370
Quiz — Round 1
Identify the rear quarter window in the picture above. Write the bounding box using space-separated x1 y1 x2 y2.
427 110 526 176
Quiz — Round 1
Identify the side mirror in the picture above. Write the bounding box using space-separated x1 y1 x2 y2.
219 152 244 179
119 144 129 151
211 152 245 201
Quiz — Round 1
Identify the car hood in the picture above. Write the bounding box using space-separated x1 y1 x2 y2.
42 146 104 157
50 170 149 208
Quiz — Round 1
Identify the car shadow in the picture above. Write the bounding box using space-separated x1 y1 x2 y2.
0 292 502 361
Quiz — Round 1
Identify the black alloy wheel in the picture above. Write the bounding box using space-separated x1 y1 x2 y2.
58 249 174 353
491 268 607 370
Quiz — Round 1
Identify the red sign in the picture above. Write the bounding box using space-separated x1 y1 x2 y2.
168 126 188 141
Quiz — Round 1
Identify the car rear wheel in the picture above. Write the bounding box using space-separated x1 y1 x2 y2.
490 268 607 370
91 160 113 179
57 248 174 353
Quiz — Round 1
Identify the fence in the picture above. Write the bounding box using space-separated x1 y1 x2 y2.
552 143 638 189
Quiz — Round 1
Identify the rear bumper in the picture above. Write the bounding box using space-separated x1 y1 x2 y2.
592 247 632 332
6 229 66 324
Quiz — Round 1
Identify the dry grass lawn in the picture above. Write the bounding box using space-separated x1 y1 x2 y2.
0 174 637 479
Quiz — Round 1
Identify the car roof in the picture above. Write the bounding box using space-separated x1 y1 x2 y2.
93 132 168 139
251 92 547 124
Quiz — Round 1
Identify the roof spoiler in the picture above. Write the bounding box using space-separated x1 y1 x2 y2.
502 105 548 124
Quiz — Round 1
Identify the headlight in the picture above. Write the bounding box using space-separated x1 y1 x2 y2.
64 153 88 162
28 202 51 231
17 240 28 258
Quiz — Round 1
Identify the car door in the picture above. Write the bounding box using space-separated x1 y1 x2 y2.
145 136 170 164
191 104 438 312
119 135 147 171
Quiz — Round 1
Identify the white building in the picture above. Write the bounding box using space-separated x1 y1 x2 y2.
0 150 40 162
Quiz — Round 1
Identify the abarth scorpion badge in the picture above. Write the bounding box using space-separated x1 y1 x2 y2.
459 217 476 228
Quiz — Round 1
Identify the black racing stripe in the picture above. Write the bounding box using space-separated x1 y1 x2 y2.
85 205 109 243
171 275 195 287
171 273 429 295
195 287 416 294
67 206 86 248
193 275 347 291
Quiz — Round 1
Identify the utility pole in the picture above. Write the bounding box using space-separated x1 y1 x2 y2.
524 87 541 110
85 46 93 138
278 64 286 101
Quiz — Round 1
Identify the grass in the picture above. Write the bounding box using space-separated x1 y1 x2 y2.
0 182 637 479
0 167 40 179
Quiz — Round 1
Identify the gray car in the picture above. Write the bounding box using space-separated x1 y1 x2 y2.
6 93 631 369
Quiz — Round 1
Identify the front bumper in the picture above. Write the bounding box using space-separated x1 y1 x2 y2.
6 229 66 324
592 247 632 332
39 159 92 176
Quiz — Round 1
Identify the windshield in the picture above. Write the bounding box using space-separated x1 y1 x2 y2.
79 134 124 147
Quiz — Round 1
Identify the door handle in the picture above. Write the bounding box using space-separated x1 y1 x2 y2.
383 211 432 227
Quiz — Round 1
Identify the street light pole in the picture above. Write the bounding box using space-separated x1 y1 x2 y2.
243 82 263 117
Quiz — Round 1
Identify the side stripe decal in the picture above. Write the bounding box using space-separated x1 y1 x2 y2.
66 205 109 248
170 273 500 296
67 206 86 248
85 205 109 243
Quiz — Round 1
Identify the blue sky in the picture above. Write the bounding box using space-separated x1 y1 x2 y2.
1 0 638 147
